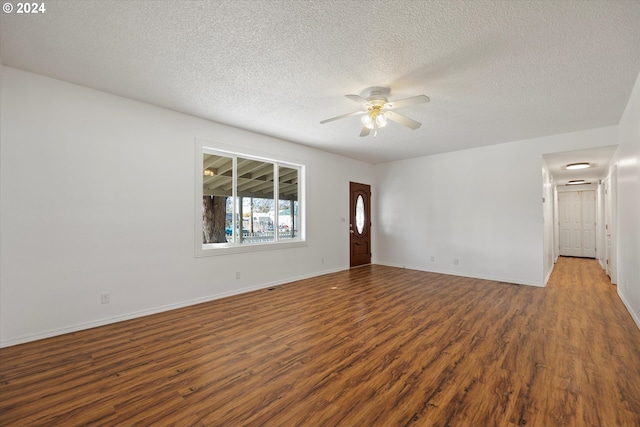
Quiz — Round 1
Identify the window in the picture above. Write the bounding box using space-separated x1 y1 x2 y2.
196 139 305 256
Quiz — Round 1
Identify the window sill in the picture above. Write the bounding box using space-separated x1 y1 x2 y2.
196 240 308 257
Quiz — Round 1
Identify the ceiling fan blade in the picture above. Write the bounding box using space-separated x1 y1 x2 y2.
345 94 371 106
359 126 371 137
384 95 430 110
320 110 365 124
385 110 422 130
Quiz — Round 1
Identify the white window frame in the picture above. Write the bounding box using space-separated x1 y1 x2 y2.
195 138 306 257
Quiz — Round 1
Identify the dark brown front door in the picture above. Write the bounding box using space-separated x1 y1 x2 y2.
350 182 371 267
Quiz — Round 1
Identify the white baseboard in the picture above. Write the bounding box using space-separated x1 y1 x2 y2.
0 266 348 348
618 288 640 331
374 262 544 287
544 262 555 286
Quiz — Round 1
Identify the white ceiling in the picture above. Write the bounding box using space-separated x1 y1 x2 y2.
1 0 640 166
543 145 618 186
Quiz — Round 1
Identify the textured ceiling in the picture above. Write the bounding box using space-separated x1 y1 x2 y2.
1 0 640 164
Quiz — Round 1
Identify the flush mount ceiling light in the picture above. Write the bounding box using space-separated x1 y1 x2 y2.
320 87 430 138
567 180 586 185
566 162 590 170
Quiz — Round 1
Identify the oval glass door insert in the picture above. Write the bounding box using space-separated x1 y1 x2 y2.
355 194 365 234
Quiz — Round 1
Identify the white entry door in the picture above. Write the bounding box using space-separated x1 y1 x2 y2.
558 190 596 258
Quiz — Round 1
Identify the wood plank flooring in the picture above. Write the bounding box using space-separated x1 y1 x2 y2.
1 257 640 426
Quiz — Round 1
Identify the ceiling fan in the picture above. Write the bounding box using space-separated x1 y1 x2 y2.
320 87 430 137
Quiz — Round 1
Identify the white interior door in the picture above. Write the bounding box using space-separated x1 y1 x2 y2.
558 190 596 258
581 190 596 258
559 192 581 256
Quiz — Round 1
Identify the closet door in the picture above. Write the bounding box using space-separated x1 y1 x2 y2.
558 190 595 258
559 192 582 257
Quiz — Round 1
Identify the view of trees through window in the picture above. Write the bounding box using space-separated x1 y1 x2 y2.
202 151 300 246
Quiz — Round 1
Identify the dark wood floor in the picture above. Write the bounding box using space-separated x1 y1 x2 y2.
1 257 640 426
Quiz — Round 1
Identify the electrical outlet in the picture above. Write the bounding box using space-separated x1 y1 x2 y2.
101 293 110 304
430 256 435 262
321 258 325 264
453 259 460 266
235 271 241 280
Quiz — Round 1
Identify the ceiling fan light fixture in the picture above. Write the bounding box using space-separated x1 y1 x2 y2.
361 113 374 129
361 107 387 131
566 162 590 170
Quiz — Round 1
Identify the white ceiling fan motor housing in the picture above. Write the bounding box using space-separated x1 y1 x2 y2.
360 86 390 104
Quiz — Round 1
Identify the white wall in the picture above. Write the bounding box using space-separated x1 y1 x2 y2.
373 126 619 287
615 70 640 329
0 67 374 347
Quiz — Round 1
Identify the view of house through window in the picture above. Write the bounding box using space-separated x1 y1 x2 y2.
200 148 302 250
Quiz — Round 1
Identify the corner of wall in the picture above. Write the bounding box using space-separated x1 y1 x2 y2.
614 68 640 331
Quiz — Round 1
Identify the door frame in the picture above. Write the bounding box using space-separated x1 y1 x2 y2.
603 167 618 284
